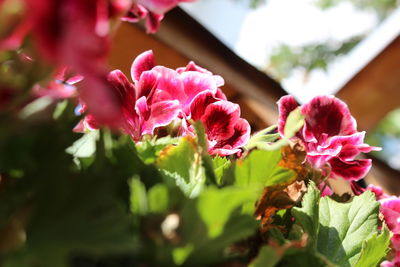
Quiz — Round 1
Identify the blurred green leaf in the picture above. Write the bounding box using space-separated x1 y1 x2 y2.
18 97 54 119
66 131 99 159
148 183 169 213
249 245 281 267
129 176 148 216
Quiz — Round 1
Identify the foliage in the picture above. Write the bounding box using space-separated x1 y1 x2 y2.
268 36 362 80
0 98 389 266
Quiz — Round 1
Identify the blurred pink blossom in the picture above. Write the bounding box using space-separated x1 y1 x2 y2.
122 0 196 33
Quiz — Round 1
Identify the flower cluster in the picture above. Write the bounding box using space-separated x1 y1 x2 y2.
278 95 379 181
77 50 250 156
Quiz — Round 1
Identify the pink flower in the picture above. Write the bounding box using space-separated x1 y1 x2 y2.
378 195 400 267
122 0 196 33
76 54 181 140
381 252 400 267
131 51 249 155
367 184 390 201
277 95 379 181
190 91 250 156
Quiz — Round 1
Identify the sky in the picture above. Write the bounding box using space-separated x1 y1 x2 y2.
181 0 398 102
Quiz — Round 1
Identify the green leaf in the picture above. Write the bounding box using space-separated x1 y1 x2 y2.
180 187 258 265
197 187 255 238
148 183 169 213
129 176 148 216
172 244 194 265
18 97 54 119
249 245 281 267
284 107 304 138
212 156 231 185
245 125 280 150
52 100 68 120
292 181 320 249
156 137 198 183
317 191 381 266
65 131 99 159
156 137 206 198
235 150 295 194
354 224 391 267
193 121 218 185
135 136 178 164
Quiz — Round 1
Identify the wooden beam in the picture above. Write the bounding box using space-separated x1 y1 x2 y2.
337 36 400 132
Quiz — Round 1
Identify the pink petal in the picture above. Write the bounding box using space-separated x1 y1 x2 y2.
73 120 86 133
151 66 186 103
181 71 217 108
380 197 400 233
176 61 224 87
391 234 400 251
107 70 136 104
301 95 357 143
176 61 213 75
367 184 389 200
144 11 163 34
139 99 180 135
215 88 227 100
307 132 367 162
329 158 372 181
135 96 150 121
277 95 299 136
319 181 334 197
121 4 148 23
136 0 194 15
78 74 123 128
131 50 156 81
201 100 240 140
73 114 99 132
350 181 366 196
136 70 158 98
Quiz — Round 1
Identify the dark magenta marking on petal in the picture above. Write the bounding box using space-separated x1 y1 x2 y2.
301 96 357 142
201 101 240 140
189 91 218 120
329 157 371 181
